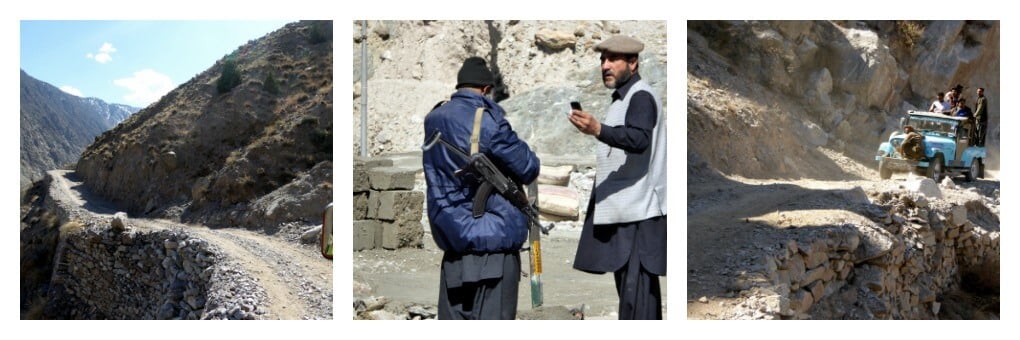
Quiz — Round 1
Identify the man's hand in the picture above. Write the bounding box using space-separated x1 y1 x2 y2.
568 109 601 136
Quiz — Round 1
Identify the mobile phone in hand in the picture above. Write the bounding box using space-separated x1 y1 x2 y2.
570 101 582 111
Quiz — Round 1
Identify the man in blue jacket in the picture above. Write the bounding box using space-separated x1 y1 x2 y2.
423 56 540 320
568 35 667 320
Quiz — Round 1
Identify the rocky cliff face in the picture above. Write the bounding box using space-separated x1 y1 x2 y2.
20 70 139 188
353 20 667 160
688 20 999 179
75 20 333 233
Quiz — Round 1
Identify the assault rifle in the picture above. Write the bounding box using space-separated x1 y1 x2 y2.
423 131 551 234
422 130 552 307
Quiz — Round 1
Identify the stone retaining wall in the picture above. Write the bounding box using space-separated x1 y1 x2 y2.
747 190 999 319
48 223 267 320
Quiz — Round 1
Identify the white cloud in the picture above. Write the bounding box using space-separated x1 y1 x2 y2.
59 85 84 97
113 69 174 106
86 42 116 64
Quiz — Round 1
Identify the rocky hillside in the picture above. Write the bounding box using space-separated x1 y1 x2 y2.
688 20 1000 179
686 21 1000 320
75 20 333 235
20 70 138 188
352 20 666 160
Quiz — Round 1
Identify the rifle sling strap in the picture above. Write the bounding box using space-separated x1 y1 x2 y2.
470 107 484 155
470 107 487 218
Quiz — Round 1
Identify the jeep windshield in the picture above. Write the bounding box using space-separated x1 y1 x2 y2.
907 115 958 138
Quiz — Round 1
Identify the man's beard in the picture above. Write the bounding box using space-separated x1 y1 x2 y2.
603 68 632 89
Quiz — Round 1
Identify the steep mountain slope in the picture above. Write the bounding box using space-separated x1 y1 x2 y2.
75 20 333 235
20 70 139 188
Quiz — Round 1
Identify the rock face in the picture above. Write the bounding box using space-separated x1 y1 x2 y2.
20 70 139 188
687 20 1000 179
75 21 333 233
243 161 333 234
352 20 667 159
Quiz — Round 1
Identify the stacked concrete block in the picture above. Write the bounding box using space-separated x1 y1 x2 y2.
353 157 424 251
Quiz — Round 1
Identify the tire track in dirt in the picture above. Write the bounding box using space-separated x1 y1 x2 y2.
198 227 333 318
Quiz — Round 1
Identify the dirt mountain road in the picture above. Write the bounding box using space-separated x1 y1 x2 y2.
48 170 333 320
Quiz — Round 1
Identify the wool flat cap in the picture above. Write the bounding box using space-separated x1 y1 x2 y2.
456 56 494 88
594 35 644 54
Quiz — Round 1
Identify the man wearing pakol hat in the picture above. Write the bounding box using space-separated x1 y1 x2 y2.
422 56 540 320
568 35 667 319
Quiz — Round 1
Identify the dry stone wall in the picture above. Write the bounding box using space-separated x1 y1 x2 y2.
740 183 999 319
353 156 424 250
49 224 267 320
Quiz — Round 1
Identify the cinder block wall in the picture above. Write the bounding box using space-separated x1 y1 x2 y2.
353 157 424 251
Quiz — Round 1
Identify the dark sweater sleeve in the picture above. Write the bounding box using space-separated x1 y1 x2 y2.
595 91 657 153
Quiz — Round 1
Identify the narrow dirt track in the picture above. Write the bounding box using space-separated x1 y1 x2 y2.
48 170 333 319
687 176 871 318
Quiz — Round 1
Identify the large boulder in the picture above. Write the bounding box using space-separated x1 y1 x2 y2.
534 28 577 51
903 178 942 199
111 212 128 231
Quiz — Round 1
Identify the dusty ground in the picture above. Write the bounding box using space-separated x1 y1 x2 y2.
353 153 667 320
48 170 333 319
353 223 668 320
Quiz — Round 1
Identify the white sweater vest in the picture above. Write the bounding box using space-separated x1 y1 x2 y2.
593 79 667 224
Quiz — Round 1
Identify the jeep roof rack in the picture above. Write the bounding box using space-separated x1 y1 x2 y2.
907 110 972 121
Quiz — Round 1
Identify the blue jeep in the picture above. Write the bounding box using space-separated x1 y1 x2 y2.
876 110 985 182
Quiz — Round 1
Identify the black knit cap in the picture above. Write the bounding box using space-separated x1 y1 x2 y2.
456 56 494 89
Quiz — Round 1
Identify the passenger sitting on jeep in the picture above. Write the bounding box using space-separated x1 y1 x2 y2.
954 98 973 119
929 92 950 113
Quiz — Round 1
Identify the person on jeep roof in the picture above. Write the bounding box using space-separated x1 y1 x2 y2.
954 98 973 119
946 87 959 108
929 92 951 113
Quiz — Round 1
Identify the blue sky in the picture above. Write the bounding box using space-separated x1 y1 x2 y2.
21 20 295 107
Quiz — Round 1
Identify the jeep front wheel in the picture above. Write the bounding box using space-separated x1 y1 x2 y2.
879 159 892 179
966 158 982 182
926 154 944 182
